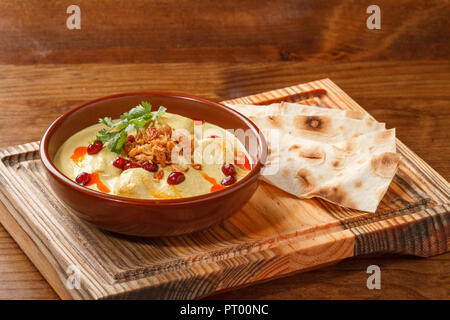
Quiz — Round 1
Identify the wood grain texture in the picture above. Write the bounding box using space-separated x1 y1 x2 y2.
0 61 448 299
0 0 449 300
210 253 450 299
0 79 448 299
0 60 448 178
0 0 448 64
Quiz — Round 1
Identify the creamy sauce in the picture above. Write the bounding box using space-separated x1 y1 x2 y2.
54 112 251 199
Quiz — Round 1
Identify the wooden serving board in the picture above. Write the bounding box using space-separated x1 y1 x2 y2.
0 79 448 299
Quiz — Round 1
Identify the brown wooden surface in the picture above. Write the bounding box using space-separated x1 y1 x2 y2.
0 0 448 64
0 80 448 300
0 0 449 299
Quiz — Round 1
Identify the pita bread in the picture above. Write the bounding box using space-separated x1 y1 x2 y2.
226 103 400 212
247 114 385 143
262 129 400 212
226 102 376 123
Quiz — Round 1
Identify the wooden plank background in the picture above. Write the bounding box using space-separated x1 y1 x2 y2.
0 0 448 299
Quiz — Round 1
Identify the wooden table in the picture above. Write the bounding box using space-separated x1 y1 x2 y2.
0 0 448 299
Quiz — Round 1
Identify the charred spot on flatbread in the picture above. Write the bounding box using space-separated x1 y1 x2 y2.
294 115 331 135
345 110 365 120
307 117 323 129
295 168 315 192
375 129 394 144
365 118 375 127
288 144 301 151
313 185 356 209
330 146 346 170
370 152 401 178
354 180 363 188
331 155 346 170
267 115 283 128
339 138 360 156
298 146 326 165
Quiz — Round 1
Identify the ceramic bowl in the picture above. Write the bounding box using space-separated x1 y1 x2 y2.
40 93 267 236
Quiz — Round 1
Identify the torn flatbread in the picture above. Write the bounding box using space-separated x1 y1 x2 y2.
226 102 400 212
262 129 400 212
226 102 376 123
248 114 385 143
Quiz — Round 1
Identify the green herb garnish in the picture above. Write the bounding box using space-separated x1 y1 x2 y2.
95 101 166 154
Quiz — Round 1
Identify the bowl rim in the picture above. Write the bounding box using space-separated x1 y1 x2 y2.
39 91 267 206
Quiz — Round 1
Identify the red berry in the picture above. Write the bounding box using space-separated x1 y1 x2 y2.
142 161 158 172
87 141 103 155
113 157 127 170
221 175 236 186
221 163 236 176
127 135 135 143
167 172 185 185
123 162 140 170
75 172 91 185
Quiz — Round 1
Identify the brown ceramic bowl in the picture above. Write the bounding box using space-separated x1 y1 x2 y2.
40 93 267 237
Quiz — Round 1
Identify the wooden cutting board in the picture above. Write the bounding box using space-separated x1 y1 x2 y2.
0 79 448 299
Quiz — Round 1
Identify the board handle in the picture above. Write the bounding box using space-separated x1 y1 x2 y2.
351 204 450 258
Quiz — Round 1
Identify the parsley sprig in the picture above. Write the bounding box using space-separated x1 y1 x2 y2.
95 101 166 154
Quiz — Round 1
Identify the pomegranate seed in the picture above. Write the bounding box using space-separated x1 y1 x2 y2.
87 141 103 155
221 175 236 186
123 162 140 170
208 135 220 139
75 172 91 185
167 172 185 185
221 163 236 176
142 161 158 172
113 157 127 169
127 135 135 143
